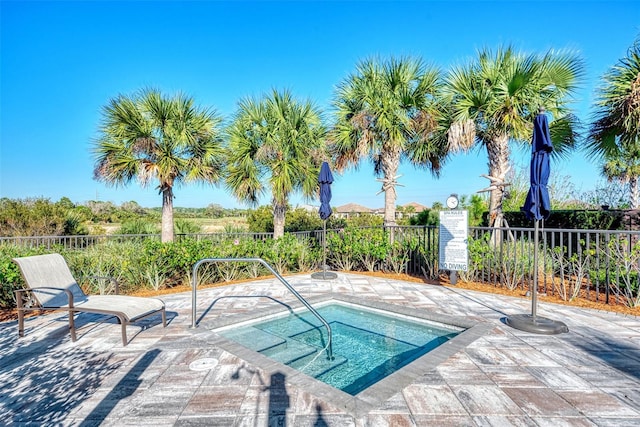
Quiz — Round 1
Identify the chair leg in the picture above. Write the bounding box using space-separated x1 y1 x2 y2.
16 291 24 338
69 310 77 342
118 315 128 346
161 308 167 327
17 309 24 338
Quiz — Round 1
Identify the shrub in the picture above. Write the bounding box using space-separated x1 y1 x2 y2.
550 246 592 302
0 244 50 308
262 234 319 275
327 227 389 272
460 233 548 292
65 240 150 294
118 219 159 235
209 238 260 281
409 209 439 226
603 238 640 307
285 208 323 232
175 219 202 234
0 198 84 237
142 239 214 287
461 233 497 282
345 213 383 228
247 206 274 233
385 240 411 274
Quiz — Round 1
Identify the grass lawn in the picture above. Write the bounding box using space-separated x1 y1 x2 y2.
188 216 248 232
88 216 249 234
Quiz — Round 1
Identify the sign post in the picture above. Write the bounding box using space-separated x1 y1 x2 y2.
439 209 468 284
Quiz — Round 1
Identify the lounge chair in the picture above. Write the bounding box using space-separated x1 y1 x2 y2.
12 253 166 346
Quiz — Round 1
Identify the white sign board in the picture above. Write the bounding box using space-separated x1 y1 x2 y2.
439 210 469 271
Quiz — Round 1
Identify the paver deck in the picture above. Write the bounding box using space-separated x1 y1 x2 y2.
1 272 640 426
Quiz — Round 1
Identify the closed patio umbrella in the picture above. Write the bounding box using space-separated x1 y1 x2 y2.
505 109 568 334
522 112 553 222
318 161 333 221
312 162 337 280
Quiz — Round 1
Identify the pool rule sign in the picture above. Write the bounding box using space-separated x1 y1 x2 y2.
439 209 469 283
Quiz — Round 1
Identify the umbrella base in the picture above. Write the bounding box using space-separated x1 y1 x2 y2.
311 271 337 280
504 314 569 335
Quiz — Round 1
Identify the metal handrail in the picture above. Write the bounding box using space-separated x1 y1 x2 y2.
190 257 333 360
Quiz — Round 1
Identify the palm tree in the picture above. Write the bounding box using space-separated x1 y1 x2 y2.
93 88 225 242
585 38 640 208
602 153 640 208
444 46 583 228
332 56 447 227
225 89 326 238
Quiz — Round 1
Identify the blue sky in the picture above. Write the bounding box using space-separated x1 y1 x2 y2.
1 1 639 210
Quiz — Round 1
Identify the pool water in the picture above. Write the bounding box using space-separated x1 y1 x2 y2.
219 303 462 395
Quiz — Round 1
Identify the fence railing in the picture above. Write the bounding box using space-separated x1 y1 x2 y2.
467 226 640 307
0 234 162 249
3 225 640 308
0 230 319 249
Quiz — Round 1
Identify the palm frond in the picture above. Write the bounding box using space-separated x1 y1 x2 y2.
331 55 447 178
225 88 326 207
585 38 640 162
549 114 582 160
93 89 225 191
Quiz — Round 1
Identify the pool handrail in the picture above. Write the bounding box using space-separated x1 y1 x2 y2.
191 257 333 360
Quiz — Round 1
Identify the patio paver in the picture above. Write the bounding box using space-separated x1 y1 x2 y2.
1 272 640 426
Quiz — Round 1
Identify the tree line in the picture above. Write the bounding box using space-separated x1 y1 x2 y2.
1 171 630 239
0 198 240 237
0 197 392 237
86 38 638 242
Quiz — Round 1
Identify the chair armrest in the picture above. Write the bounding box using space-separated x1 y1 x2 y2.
14 286 76 308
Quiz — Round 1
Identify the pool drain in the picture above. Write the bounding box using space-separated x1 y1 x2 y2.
189 358 219 371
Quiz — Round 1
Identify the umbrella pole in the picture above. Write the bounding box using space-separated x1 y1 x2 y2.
532 219 539 319
311 217 336 280
322 220 327 279
504 217 568 334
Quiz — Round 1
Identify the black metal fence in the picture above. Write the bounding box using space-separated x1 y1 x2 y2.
0 234 160 249
2 225 640 308
467 226 640 307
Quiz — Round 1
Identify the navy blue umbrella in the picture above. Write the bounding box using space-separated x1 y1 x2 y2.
318 161 333 220
521 113 553 221
506 111 568 334
313 161 337 280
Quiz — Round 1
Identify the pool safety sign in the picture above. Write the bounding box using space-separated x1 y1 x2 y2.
439 210 469 271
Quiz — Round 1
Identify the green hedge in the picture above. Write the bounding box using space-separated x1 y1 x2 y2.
0 229 426 309
3 226 638 310
497 209 623 230
0 244 51 309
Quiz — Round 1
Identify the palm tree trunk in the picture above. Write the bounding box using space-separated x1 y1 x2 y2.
630 177 639 209
273 203 286 239
382 147 401 228
486 134 510 244
161 187 174 243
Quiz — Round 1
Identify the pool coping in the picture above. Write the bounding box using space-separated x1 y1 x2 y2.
198 293 494 417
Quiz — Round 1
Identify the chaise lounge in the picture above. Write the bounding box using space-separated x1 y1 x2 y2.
12 253 166 346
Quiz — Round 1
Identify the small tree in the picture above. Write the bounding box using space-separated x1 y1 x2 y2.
93 88 225 242
444 46 583 230
332 56 447 228
226 89 327 238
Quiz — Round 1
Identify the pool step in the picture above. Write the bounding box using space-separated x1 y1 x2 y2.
262 339 318 365
289 352 348 378
257 316 325 338
221 327 286 352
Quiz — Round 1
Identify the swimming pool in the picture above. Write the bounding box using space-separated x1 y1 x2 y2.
206 294 491 414
218 301 462 395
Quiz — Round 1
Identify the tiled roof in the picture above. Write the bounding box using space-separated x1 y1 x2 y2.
335 203 372 213
402 202 428 212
